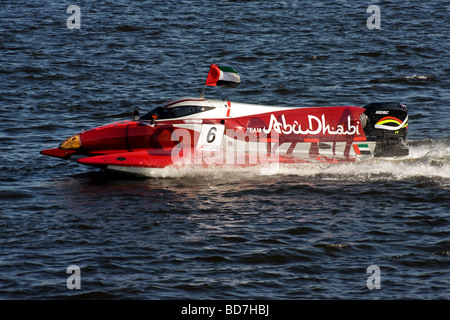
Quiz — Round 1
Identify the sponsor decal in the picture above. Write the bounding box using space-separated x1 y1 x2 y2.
375 116 408 130
262 114 360 136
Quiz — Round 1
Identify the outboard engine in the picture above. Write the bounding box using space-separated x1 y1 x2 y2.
361 102 409 157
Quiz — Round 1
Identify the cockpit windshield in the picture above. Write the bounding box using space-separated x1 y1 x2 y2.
140 105 214 120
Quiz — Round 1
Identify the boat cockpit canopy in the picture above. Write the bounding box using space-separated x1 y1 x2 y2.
140 105 214 120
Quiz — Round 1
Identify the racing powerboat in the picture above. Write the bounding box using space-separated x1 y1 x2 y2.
41 64 408 176
40 97 409 176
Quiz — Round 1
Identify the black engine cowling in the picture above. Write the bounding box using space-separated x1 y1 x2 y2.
361 102 409 157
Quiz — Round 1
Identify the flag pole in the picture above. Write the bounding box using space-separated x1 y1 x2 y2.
200 85 206 98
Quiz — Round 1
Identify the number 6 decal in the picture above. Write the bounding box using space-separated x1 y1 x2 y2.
206 127 217 143
197 124 225 150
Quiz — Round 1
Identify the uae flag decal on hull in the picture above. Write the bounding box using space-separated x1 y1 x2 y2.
353 143 372 155
205 64 241 88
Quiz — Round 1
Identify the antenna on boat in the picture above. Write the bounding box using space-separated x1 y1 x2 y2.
132 109 140 121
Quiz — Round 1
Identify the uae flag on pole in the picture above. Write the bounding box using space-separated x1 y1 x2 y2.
205 64 240 88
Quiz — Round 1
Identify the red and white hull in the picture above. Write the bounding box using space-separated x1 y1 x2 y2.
41 97 407 176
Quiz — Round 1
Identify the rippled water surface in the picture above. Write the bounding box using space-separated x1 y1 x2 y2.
1 1 449 300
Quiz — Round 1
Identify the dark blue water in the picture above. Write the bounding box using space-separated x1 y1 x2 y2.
0 1 449 300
